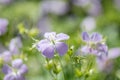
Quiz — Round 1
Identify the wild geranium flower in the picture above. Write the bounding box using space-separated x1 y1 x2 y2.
81 32 108 56
2 59 28 80
96 48 120 73
0 18 8 36
36 32 69 58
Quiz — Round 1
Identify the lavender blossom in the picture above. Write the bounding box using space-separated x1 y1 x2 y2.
80 16 96 32
9 37 22 54
36 32 70 58
0 51 12 63
40 0 69 15
0 0 12 4
38 17 51 34
2 59 28 80
96 48 120 73
114 0 120 11
72 0 102 16
81 32 108 56
0 19 8 36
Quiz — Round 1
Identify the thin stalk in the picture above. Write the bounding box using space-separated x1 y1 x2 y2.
46 58 57 80
57 56 66 80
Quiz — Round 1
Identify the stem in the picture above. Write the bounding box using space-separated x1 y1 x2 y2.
57 56 66 80
48 70 57 80
46 58 57 80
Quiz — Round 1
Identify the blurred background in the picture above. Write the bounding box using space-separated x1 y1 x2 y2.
0 0 120 80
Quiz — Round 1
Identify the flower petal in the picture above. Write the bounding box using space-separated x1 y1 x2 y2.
44 32 56 39
2 51 12 62
108 48 120 59
2 64 12 74
82 32 90 42
36 39 50 52
42 45 54 58
81 46 98 55
96 58 113 73
56 33 69 41
4 73 16 80
16 75 25 80
90 32 102 42
12 59 23 69
55 42 68 56
97 43 108 53
0 19 8 36
81 46 90 54
19 64 28 75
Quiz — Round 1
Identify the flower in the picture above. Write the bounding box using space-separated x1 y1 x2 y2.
72 0 102 16
9 37 22 54
96 48 120 73
80 16 96 32
36 32 70 58
38 17 51 34
81 32 108 56
0 18 8 36
2 59 28 80
40 0 69 16
0 0 12 4
0 51 12 63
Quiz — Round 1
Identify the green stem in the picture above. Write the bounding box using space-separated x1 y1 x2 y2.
46 58 57 80
57 56 66 80
48 70 57 80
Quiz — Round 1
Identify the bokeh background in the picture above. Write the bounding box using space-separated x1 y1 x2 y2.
0 0 120 80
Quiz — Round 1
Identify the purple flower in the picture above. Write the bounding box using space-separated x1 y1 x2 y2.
36 32 70 58
0 51 12 63
2 59 28 80
72 0 102 16
96 48 120 73
114 0 120 11
0 0 12 4
80 16 96 32
9 37 22 54
40 0 69 15
0 18 8 36
81 32 108 56
38 17 51 34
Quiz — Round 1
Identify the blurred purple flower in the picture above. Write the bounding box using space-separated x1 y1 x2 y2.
38 17 51 34
0 51 12 63
2 59 28 80
96 48 120 73
114 0 120 11
81 32 108 56
0 18 8 36
72 0 102 16
0 0 12 4
36 32 70 58
80 16 96 32
9 37 22 54
40 0 69 15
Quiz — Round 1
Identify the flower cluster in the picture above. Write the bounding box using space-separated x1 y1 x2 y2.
0 37 28 80
36 32 70 58
81 32 108 58
96 48 120 72
2 59 28 80
81 32 120 73
0 37 22 63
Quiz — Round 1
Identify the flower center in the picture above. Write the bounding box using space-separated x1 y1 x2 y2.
48 34 56 45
